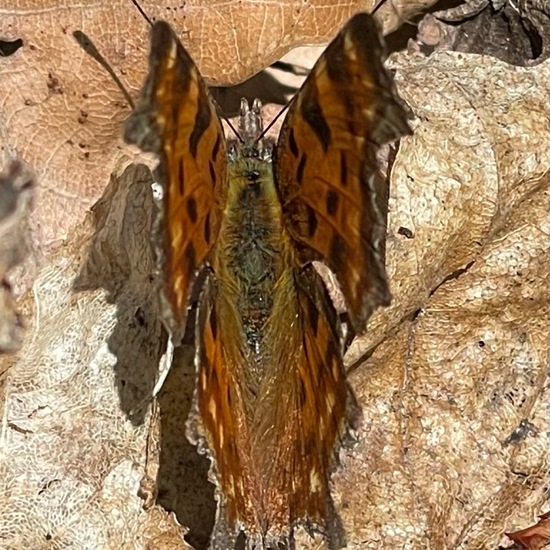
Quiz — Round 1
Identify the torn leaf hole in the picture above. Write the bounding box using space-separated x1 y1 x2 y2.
0 38 23 57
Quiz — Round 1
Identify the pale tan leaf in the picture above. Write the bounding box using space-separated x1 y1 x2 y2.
0 164 178 548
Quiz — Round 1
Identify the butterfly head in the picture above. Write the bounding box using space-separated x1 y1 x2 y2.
228 98 272 166
239 98 263 147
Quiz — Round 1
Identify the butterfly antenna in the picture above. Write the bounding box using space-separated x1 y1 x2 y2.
224 116 245 144
72 31 135 110
255 101 291 144
130 0 154 27
371 0 389 16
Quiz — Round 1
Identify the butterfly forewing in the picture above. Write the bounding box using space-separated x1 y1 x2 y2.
124 21 228 343
275 13 412 333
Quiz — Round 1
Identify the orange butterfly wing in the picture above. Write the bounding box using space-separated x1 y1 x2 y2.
124 21 263 542
193 275 260 540
255 264 351 545
124 21 227 343
124 13 413 549
275 13 412 332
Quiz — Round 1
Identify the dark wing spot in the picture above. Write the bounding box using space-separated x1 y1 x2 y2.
209 160 216 186
189 93 211 158
306 296 319 337
297 376 307 409
185 241 196 271
346 113 359 140
204 213 211 244
329 233 346 268
288 127 299 157
212 134 221 162
306 204 318 239
325 339 340 378
186 197 198 223
210 303 218 340
301 94 331 152
326 189 339 216
297 154 307 185
340 152 348 187
178 158 185 195
225 382 232 407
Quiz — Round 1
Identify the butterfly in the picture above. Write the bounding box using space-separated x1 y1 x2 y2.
124 12 412 550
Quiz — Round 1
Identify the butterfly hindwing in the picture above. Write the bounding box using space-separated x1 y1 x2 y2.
193 274 260 535
257 264 349 545
124 21 228 343
275 13 412 332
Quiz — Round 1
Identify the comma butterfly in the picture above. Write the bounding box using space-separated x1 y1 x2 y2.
124 12 411 549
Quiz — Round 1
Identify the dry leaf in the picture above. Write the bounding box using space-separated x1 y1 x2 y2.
506 512 550 550
408 2 550 64
1 4 549 550
0 164 184 548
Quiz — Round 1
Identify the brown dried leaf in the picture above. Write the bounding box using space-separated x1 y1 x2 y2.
338 49 550 549
408 2 550 64
0 164 173 548
506 512 550 550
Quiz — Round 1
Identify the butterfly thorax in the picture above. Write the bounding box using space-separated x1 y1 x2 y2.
210 99 293 375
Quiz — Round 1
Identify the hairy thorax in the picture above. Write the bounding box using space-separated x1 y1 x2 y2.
213 156 291 362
